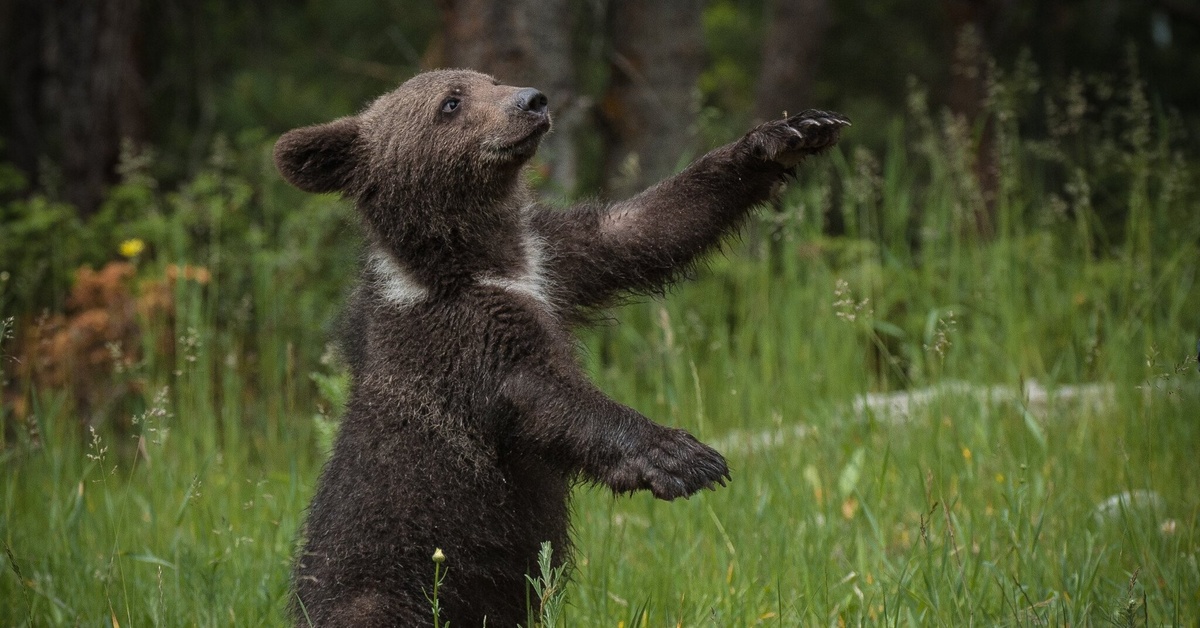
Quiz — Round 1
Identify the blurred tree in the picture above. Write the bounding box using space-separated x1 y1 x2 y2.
748 0 834 243
600 0 705 199
943 0 1009 238
753 0 831 122
434 0 584 196
0 0 146 217
1155 0 1200 28
699 0 764 131
140 1 436 178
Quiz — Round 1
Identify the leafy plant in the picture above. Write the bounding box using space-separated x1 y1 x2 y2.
524 542 569 628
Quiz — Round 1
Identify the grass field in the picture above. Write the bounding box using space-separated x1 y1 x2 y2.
3 83 1199 625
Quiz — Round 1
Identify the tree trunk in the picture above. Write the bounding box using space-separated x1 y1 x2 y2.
944 0 1003 238
1 0 35 187
753 0 831 123
600 0 705 199
752 0 834 243
0 0 145 216
435 0 583 197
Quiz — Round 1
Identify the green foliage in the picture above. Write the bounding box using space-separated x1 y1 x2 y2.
524 542 569 628
700 0 764 131
0 163 86 314
2 132 359 427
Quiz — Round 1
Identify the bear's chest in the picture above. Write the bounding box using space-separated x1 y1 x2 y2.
361 241 571 379
367 234 552 309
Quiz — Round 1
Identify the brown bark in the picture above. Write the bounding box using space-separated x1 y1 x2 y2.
1155 0 1200 28
436 0 583 195
1 0 145 216
753 0 831 123
1 0 43 183
600 0 705 199
944 0 1003 238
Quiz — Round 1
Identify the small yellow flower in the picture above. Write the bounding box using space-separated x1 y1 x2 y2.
841 497 859 520
119 238 145 258
962 447 972 461
995 473 1005 483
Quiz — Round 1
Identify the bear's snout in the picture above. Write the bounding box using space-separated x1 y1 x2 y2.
513 88 548 115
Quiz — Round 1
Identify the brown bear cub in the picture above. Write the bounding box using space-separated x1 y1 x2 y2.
275 69 847 626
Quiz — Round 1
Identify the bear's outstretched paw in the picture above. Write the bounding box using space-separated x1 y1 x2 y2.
605 428 730 501
745 109 850 167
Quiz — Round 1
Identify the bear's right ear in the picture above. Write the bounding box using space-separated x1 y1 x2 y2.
274 117 361 194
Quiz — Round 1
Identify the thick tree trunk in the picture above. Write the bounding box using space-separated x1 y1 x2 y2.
600 0 705 199
752 0 834 242
1 0 43 184
436 0 583 196
0 0 145 216
753 0 831 123
944 0 1003 238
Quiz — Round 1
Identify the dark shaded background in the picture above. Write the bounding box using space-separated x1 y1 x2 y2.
2 0 1197 215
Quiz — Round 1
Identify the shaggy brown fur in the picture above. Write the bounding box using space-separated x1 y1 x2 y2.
275 68 847 627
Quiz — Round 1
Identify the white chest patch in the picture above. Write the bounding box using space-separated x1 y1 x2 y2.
478 233 552 307
369 249 429 306
368 235 552 308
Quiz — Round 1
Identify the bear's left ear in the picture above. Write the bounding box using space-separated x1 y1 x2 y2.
274 117 361 194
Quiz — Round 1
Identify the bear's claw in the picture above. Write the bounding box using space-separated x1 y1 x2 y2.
606 427 731 500
744 109 850 167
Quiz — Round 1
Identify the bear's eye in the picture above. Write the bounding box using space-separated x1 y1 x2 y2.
441 97 461 114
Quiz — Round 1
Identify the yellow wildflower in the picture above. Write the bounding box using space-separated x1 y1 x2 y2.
119 238 145 258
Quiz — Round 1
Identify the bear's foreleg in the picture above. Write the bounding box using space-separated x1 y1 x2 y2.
502 366 729 500
533 109 849 310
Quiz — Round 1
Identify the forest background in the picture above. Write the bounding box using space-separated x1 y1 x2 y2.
3 0 1200 312
1 1 1199 625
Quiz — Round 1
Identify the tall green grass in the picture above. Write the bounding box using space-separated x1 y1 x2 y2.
3 69 1198 625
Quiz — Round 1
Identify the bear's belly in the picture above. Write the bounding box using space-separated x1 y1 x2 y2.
294 409 572 626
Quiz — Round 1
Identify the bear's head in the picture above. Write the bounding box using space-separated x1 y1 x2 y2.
275 69 550 199
274 69 551 278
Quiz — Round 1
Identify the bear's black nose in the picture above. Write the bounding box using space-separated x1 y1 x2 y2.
514 88 548 114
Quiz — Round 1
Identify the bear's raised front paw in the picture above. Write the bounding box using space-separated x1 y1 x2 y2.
605 428 731 501
746 109 851 167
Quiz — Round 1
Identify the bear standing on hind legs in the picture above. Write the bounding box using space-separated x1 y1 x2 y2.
275 69 847 627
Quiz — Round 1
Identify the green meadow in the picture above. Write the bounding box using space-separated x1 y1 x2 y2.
3 75 1199 626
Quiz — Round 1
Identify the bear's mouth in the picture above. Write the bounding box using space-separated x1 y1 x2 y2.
485 121 550 162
